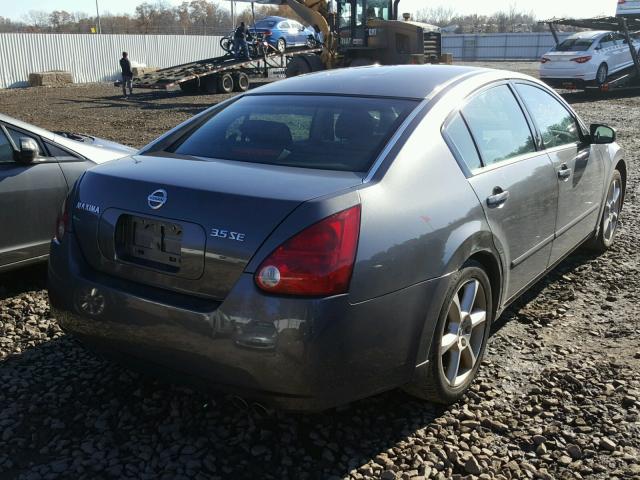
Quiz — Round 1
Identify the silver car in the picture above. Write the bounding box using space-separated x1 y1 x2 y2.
0 113 136 272
48 66 626 410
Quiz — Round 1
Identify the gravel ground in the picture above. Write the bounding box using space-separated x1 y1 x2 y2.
0 66 639 480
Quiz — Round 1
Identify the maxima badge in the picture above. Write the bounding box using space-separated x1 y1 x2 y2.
147 189 167 210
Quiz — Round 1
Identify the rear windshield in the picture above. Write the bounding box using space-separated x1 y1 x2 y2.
169 95 419 172
554 38 594 52
255 20 277 28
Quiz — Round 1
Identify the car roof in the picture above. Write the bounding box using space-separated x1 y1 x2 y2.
257 16 288 23
565 30 608 40
250 65 494 99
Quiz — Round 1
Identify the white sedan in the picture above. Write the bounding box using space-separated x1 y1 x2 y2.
540 30 640 89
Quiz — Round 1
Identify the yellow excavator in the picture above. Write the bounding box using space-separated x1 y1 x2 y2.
235 0 442 76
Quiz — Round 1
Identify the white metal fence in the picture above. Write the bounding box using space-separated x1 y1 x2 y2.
0 33 224 89
0 32 570 89
442 32 571 61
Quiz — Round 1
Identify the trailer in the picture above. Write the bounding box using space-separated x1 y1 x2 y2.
543 16 640 92
133 44 322 93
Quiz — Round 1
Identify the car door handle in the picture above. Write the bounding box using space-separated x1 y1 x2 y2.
487 188 510 207
558 164 572 180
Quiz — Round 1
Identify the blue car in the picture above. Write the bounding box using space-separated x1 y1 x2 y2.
250 16 318 52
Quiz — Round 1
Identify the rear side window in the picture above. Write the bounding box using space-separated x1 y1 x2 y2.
255 20 277 28
279 22 291 29
515 84 581 149
443 113 482 172
169 95 418 172
461 85 535 166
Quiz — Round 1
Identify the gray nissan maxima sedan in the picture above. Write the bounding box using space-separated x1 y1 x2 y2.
48 65 626 411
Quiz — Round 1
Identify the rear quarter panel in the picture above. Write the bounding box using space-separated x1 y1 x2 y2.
349 93 497 305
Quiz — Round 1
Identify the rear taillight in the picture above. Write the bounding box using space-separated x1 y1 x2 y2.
54 198 71 241
571 56 592 64
540 57 550 64
255 205 361 296
619 0 626 5
264 30 272 36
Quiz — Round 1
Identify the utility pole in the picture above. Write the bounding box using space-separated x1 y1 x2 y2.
95 0 102 34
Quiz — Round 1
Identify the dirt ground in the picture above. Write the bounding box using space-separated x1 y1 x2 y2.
0 63 639 480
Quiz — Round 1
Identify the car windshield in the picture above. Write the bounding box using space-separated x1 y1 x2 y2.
169 95 419 172
255 20 277 28
554 38 594 52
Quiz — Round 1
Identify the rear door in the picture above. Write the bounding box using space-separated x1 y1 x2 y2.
447 83 559 300
0 125 68 268
598 33 620 72
514 83 604 264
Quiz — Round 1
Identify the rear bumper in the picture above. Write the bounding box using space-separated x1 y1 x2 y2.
48 233 449 411
540 77 589 89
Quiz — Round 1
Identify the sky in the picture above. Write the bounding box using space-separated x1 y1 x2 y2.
3 0 614 21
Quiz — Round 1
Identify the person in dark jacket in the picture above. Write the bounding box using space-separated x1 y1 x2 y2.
233 22 251 60
119 52 133 98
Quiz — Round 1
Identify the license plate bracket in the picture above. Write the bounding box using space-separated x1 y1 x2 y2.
115 215 183 271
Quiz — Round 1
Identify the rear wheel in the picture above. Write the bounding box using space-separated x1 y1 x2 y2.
233 72 250 92
404 261 493 404
217 73 234 94
586 169 624 252
596 63 608 85
276 38 286 53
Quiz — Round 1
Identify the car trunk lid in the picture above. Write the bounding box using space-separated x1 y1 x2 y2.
72 155 363 300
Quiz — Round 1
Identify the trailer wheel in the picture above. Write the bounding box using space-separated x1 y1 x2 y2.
233 72 250 92
285 57 311 78
596 63 608 86
179 80 199 94
349 58 374 67
217 73 235 94
301 54 325 73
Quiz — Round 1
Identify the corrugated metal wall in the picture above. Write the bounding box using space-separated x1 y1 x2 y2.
0 32 571 88
442 32 572 61
0 33 224 89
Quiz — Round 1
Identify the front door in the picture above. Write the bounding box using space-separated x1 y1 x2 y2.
455 84 559 299
0 125 68 268
514 83 604 264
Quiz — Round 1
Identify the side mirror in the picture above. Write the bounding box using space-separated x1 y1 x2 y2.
590 124 616 144
17 137 39 163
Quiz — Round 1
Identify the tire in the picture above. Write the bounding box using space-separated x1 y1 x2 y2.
220 37 234 54
179 79 199 94
276 38 286 53
285 56 311 78
233 72 250 92
596 63 608 86
404 261 493 404
585 169 624 253
300 53 325 73
349 58 374 67
217 73 234 94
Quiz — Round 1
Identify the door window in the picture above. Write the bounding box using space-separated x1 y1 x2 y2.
279 22 291 29
515 84 581 149
443 113 482 172
461 85 536 167
599 33 616 49
0 130 14 163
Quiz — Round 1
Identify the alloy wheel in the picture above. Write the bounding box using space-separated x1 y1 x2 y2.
603 176 622 243
440 279 487 387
